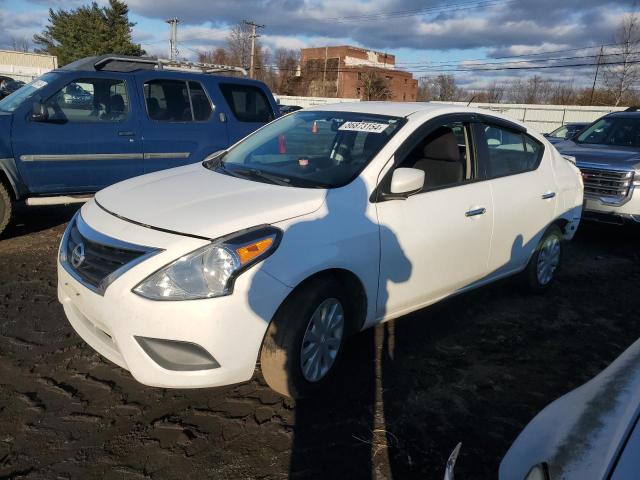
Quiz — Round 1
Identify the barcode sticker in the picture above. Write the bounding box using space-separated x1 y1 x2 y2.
338 121 389 133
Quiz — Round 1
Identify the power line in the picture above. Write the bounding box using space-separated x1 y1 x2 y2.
324 0 514 22
395 42 621 65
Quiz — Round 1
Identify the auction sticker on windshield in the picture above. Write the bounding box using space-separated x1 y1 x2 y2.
339 121 389 133
31 79 48 89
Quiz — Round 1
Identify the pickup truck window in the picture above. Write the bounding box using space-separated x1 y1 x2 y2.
144 79 212 122
219 83 273 123
482 124 542 178
576 117 640 147
44 78 129 123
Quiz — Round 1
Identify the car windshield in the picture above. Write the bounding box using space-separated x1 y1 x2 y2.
550 125 568 138
207 110 405 188
576 117 640 147
0 72 59 113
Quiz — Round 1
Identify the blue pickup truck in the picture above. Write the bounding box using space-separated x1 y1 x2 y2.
0 55 279 235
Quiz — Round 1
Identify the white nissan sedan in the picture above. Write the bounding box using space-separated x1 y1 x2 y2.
58 103 583 398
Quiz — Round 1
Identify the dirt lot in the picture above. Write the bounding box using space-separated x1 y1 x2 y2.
1 205 640 480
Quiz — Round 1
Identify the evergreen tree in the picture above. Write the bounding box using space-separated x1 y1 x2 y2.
33 0 144 65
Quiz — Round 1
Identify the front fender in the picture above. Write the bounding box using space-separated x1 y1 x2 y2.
0 156 27 199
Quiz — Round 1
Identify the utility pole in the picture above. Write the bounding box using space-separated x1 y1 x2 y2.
244 20 264 79
590 45 604 105
166 18 180 61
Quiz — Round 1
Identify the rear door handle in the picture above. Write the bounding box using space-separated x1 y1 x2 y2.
465 207 486 217
542 192 556 200
118 131 135 137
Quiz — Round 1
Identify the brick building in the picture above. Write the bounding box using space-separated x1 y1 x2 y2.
299 45 418 102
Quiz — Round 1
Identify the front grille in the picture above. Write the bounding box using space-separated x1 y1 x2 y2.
61 215 155 294
580 167 634 200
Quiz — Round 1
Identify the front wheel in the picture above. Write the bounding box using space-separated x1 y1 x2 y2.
524 225 563 292
260 278 350 399
0 182 13 237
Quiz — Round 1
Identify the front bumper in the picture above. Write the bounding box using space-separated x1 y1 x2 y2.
583 190 640 224
58 205 292 389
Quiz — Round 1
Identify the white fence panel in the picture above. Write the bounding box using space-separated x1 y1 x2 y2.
275 95 360 108
431 101 626 133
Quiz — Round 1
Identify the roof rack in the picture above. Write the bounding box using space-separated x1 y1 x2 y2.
90 55 247 76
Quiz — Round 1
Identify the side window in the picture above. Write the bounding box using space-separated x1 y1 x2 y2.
396 121 473 191
189 81 213 121
481 124 542 178
144 79 191 122
219 83 273 123
44 78 129 122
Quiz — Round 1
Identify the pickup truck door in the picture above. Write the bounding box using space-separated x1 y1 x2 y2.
375 116 494 319
218 82 277 144
137 74 229 173
12 73 143 194
474 120 558 277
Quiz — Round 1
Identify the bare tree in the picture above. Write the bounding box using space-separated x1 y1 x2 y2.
485 82 505 103
274 48 299 94
603 11 640 106
11 37 30 52
198 47 230 65
549 81 577 105
359 71 392 100
417 75 461 101
226 22 252 69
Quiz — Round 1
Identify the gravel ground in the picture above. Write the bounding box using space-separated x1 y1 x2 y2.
1 205 640 480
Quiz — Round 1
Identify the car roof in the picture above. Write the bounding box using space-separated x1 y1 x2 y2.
306 101 480 118
606 111 640 118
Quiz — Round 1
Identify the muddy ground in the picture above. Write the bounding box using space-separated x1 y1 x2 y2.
1 205 640 480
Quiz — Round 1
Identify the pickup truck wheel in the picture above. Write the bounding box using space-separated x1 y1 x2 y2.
0 182 12 236
260 278 349 399
524 225 563 292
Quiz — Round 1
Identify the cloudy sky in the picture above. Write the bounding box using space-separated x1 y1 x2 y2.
0 0 636 88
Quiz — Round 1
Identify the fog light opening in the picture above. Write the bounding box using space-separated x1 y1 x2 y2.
135 336 220 371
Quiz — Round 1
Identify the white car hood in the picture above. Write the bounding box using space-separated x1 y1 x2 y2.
95 163 326 239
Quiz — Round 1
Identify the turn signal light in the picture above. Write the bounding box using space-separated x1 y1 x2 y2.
236 237 274 265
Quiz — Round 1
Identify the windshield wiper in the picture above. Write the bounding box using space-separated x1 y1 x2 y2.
231 167 292 186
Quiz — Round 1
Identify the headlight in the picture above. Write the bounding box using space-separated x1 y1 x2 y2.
133 226 281 301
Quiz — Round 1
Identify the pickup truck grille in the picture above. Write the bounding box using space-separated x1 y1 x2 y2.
579 167 634 200
61 215 154 294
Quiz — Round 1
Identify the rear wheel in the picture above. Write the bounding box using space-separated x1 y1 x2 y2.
0 182 12 237
524 225 563 292
260 278 351 399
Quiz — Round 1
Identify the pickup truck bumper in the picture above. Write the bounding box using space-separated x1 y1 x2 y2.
583 189 640 224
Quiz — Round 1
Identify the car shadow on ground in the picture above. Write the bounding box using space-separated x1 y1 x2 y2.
283 219 640 479
1 203 80 240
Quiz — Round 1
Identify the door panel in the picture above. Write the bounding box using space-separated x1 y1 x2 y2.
12 75 142 194
476 122 558 277
487 160 557 276
137 75 229 173
376 182 493 319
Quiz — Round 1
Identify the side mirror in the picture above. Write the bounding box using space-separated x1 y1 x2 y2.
390 168 425 195
31 101 48 122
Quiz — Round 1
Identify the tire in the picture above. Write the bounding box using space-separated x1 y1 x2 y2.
260 278 352 399
0 182 12 237
524 225 563 293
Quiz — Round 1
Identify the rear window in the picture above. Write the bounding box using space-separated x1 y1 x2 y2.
219 83 273 123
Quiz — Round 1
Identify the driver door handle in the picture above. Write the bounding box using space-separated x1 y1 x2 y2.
465 207 486 217
118 131 135 137
542 191 556 200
